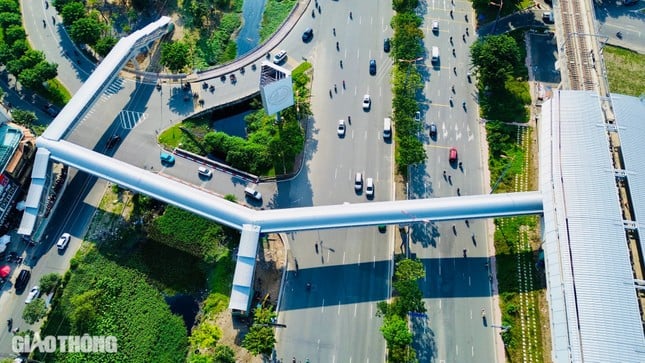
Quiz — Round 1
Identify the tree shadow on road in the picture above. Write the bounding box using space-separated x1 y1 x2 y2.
411 315 437 363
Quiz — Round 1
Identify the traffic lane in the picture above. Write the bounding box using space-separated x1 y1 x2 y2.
21 0 88 92
0 173 104 355
279 233 389 361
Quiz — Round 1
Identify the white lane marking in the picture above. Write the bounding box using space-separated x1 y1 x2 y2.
343 251 346 264
373 255 376 268
354 303 357 317
321 299 325 313
472 345 475 356
456 344 459 356
357 253 361 264
439 299 442 310
338 301 341 315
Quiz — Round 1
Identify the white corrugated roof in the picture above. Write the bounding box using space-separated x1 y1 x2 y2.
612 94 645 257
540 90 645 363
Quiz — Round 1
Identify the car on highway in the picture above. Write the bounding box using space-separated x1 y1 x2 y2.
14 269 30 292
244 187 262 201
429 123 437 139
160 152 175 165
432 20 439 33
57 232 71 250
273 50 287 64
366 178 374 198
43 103 60 117
106 135 121 149
449 147 458 163
302 28 313 42
354 172 363 192
362 95 371 110
369 59 376 75
198 166 212 178
337 119 346 137
383 38 391 52
25 286 40 304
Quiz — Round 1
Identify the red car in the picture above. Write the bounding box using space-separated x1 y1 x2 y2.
449 147 458 163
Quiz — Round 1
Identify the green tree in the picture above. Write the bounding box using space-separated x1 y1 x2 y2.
392 0 419 12
94 36 118 57
381 315 413 348
161 41 190 73
10 39 29 58
392 279 426 315
242 326 275 356
0 12 21 28
242 306 277 356
5 24 26 44
69 17 104 45
22 298 47 324
39 273 62 293
0 0 19 13
19 49 46 69
188 322 222 352
61 2 86 26
18 61 58 89
213 345 235 363
395 258 425 282
471 35 521 89
53 0 77 12
69 289 100 332
10 109 37 126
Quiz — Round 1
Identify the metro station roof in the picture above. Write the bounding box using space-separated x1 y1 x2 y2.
540 90 645 362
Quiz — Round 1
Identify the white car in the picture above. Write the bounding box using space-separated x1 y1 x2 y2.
273 50 287 64
337 120 346 136
57 233 71 250
366 178 374 198
354 172 363 191
432 20 439 32
414 111 421 121
25 286 39 304
198 166 212 178
362 94 371 110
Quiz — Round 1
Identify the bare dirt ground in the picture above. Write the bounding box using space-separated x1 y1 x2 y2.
215 233 285 361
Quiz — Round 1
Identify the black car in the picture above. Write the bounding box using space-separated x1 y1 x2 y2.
106 135 121 149
302 28 313 42
383 38 391 53
369 59 376 75
43 103 60 117
14 269 31 292
429 123 437 138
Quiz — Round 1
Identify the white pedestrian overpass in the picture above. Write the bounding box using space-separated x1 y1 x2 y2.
18 17 645 363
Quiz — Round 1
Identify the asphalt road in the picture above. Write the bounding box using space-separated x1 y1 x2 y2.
406 2 497 362
273 0 395 361
595 1 645 54
0 170 108 355
21 0 93 93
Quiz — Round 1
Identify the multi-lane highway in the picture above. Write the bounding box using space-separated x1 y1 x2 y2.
274 1 394 361
407 2 496 362
7 0 499 360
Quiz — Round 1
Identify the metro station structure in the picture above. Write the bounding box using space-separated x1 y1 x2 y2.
16 17 645 362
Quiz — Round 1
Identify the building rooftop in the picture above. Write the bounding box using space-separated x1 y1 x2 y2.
540 90 645 362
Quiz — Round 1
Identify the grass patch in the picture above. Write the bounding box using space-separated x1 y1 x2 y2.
259 0 298 42
42 79 72 105
37 246 189 363
603 45 645 96
158 117 212 153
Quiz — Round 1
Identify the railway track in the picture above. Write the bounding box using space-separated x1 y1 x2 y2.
559 0 598 91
